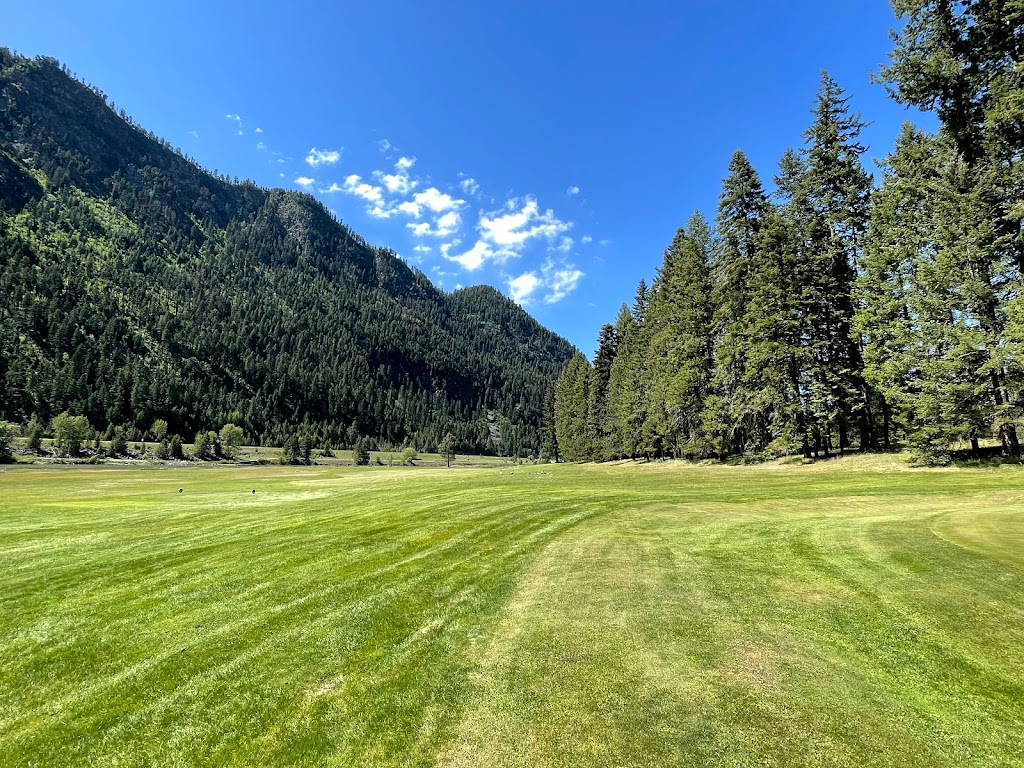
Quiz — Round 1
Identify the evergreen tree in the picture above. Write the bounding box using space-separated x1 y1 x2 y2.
540 382 560 462
791 73 875 454
25 418 43 453
742 205 806 456
352 439 370 466
606 284 651 458
644 214 715 458
0 422 14 463
437 432 456 467
169 434 184 459
587 324 620 460
880 0 1024 454
710 151 768 455
109 426 128 456
554 353 594 462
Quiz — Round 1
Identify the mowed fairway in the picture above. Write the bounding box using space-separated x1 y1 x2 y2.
1 459 1023 767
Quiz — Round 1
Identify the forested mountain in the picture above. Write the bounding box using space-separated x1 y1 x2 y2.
0 49 575 454
551 1 1024 464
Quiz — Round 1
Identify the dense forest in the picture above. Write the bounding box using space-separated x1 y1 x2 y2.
0 49 576 455
550 1 1024 464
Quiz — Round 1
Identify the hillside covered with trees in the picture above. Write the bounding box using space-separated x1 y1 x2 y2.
0 49 576 455
551 1 1024 464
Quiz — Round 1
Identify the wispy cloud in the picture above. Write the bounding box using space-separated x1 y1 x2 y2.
446 197 572 271
542 260 584 303
254 127 264 134
507 260 584 305
567 185 580 196
581 235 593 245
460 177 480 195
508 272 541 304
294 176 315 188
378 138 392 153
376 157 417 195
225 113 242 123
306 148 342 167
338 174 384 203
188 130 199 139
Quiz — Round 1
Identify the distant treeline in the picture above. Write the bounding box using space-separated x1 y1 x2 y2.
548 2 1024 464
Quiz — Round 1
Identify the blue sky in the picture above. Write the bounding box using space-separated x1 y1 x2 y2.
8 1 933 353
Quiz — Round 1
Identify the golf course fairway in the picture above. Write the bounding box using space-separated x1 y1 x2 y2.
1 456 1022 766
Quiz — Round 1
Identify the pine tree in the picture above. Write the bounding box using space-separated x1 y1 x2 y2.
554 353 594 462
644 213 715 458
742 204 806 456
540 382 560 462
606 282 651 459
880 0 1024 455
858 124 939 450
709 151 768 455
587 324 620 461
791 73 875 455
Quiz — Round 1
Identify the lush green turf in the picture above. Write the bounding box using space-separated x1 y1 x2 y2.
1 457 1023 766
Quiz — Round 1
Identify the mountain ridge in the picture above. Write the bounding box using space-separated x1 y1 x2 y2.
0 49 575 455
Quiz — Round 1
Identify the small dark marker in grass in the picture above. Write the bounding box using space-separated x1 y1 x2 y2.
178 488 183 493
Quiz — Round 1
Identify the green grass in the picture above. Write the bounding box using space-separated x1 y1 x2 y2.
1 456 1023 766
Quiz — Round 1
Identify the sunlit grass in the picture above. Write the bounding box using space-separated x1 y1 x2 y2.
1 456 1022 766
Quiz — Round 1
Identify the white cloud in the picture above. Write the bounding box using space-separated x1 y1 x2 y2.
443 197 572 271
339 174 384 203
188 130 199 139
460 177 480 195
378 138 392 152
254 127 264 133
479 198 571 250
377 171 416 195
554 236 574 253
509 272 541 304
398 201 421 217
306 148 342 167
414 187 463 213
294 176 315 188
225 113 242 123
375 157 419 195
436 211 461 234
368 205 398 219
542 261 584 303
321 182 345 193
413 245 432 253
236 130 245 136
408 222 432 237
567 185 580 196
450 241 492 270
581 235 593 245
256 141 267 151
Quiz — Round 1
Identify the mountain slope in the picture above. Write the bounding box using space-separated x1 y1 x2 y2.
0 50 575 454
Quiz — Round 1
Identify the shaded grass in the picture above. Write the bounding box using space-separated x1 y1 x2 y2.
1 457 1023 766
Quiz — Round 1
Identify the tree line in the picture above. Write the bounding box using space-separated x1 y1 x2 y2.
549 1 1024 464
